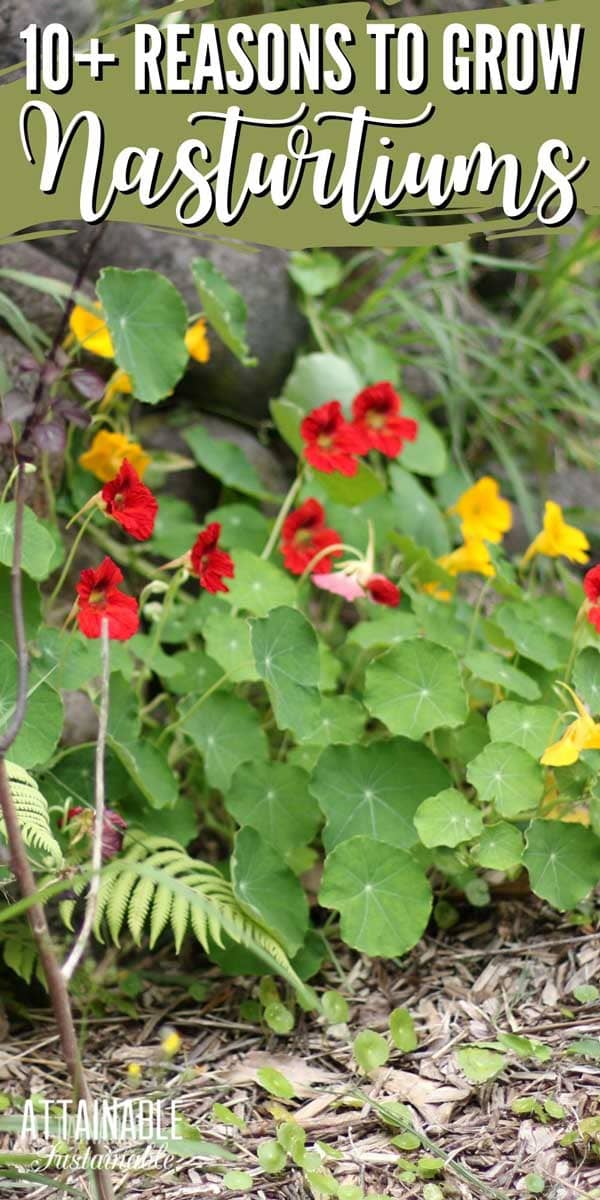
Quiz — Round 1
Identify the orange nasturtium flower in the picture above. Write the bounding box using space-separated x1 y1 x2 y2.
523 501 590 566
438 539 496 579
80 430 151 482
541 687 600 767
185 318 211 363
69 304 115 359
449 477 512 545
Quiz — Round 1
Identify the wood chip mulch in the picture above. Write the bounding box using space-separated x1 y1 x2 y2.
1 897 599 1199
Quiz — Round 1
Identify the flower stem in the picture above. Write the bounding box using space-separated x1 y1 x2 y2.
298 542 362 588
261 470 304 562
46 508 96 614
137 569 184 703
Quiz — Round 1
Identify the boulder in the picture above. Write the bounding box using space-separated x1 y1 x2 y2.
0 0 96 70
32 225 308 419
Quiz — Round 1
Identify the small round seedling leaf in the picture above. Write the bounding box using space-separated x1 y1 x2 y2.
365 640 467 739
322 991 349 1025
319 836 432 957
524 1173 545 1195
523 820 600 910
414 788 483 848
223 1170 253 1191
257 1139 286 1173
467 743 543 818
264 1003 294 1035
389 1008 418 1053
455 1047 506 1084
573 984 600 1004
353 1029 389 1074
256 1067 296 1100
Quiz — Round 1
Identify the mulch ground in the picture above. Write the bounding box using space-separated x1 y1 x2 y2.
1 898 599 1200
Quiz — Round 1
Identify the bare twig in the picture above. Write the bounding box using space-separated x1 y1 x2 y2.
62 619 110 983
0 463 28 754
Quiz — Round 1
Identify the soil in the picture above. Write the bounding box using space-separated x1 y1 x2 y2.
1 898 599 1199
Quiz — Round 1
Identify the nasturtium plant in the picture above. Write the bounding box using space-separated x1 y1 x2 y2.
2 258 600 1011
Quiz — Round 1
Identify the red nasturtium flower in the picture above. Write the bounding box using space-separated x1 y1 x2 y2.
365 575 401 606
100 459 158 541
300 401 363 476
584 565 600 632
281 498 341 575
190 523 235 594
351 382 419 458
75 557 139 641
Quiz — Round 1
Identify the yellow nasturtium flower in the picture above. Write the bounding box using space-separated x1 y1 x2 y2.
438 539 496 579
523 501 590 566
541 688 600 767
126 1063 142 1080
161 1029 182 1057
185 318 211 363
449 477 512 544
69 304 115 359
79 430 150 482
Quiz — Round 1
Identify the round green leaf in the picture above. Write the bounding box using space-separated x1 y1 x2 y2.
97 267 188 404
180 692 267 791
573 648 600 715
467 743 543 817
399 401 447 479
353 1029 389 1073
487 702 559 758
232 827 309 956
309 738 450 851
203 610 258 683
281 351 361 414
494 603 567 669
256 1067 295 1100
0 645 63 768
257 1138 287 1173
346 612 420 651
206 503 270 555
365 640 467 739
223 551 297 618
288 250 344 297
251 606 321 739
474 822 524 870
465 651 540 701
319 836 432 957
414 789 483 848
298 695 365 747
223 1171 253 1191
389 1008 418 1052
523 820 600 910
264 1003 294 1035
0 502 55 581
455 1046 506 1084
322 990 349 1025
226 761 320 854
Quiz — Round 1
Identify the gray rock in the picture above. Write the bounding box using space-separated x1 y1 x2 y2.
0 241 94 333
60 689 98 748
0 0 96 70
33 224 308 418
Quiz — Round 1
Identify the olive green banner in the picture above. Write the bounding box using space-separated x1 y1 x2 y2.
0 0 598 248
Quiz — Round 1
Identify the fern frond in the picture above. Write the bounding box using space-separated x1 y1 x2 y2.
1 762 62 867
95 834 316 1006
